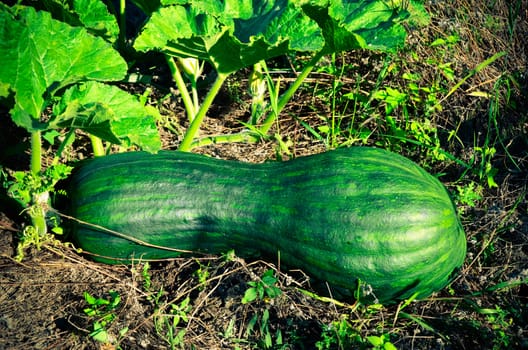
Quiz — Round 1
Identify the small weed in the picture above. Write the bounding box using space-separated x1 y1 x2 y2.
367 334 398 350
222 249 237 262
194 259 210 290
315 293 425 349
242 269 282 304
274 133 294 160
139 262 165 306
138 262 192 349
221 317 238 340
427 34 459 83
474 145 498 188
485 306 513 350
455 181 484 212
83 290 128 345
468 71 520 188
141 262 152 292
506 0 522 38
240 269 284 348
371 81 448 163
313 53 350 148
466 301 516 350
315 315 361 350
245 308 286 349
316 313 401 350
299 56 367 147
154 296 192 350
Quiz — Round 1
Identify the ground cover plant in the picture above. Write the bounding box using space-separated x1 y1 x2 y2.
1 0 527 349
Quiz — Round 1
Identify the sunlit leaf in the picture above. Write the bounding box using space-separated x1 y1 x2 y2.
52 82 161 153
0 5 127 131
135 0 429 74
302 0 420 53
73 0 119 41
241 287 258 304
134 0 323 73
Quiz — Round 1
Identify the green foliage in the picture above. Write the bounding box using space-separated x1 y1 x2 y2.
139 262 192 349
367 334 397 350
132 0 429 150
0 3 161 153
315 293 423 349
302 47 451 160
0 2 162 258
249 61 268 124
505 0 522 38
0 3 161 151
484 305 514 350
4 163 72 260
133 0 325 73
363 47 458 162
464 300 522 350
245 308 285 349
0 5 126 130
316 316 356 349
305 31 508 187
23 0 121 43
194 259 210 290
238 269 283 348
140 262 153 292
154 296 192 349
7 164 71 209
242 269 282 304
52 81 161 153
455 181 483 213
83 290 128 344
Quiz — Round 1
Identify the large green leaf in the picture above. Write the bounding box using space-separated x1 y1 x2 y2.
52 82 161 153
0 5 127 131
12 0 120 42
134 0 323 74
73 0 120 41
302 0 420 53
135 0 428 74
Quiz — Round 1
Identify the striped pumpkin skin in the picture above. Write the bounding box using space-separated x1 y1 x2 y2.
67 147 466 303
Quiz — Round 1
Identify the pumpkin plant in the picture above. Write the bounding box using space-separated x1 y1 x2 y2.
132 0 430 151
0 3 161 258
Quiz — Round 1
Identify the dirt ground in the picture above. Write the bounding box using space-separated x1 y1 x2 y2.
1 0 527 349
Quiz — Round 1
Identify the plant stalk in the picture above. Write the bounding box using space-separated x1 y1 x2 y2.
178 73 229 151
166 55 196 122
90 134 106 156
191 79 200 116
30 131 42 175
118 0 126 50
31 198 48 237
29 131 47 237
